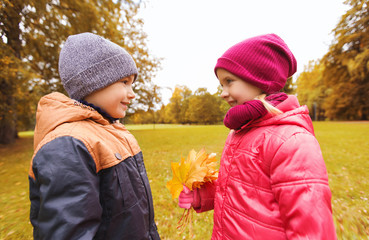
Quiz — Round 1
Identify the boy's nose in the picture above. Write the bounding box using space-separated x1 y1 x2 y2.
128 87 135 99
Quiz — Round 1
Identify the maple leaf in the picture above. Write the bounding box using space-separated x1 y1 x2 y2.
166 148 219 235
166 148 218 199
166 156 190 199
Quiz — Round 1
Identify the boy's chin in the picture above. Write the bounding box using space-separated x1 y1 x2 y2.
117 112 126 119
114 114 125 119
110 112 125 119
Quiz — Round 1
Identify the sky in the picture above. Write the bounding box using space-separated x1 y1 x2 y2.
138 0 350 104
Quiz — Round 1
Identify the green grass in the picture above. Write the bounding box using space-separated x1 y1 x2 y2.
313 122 369 239
0 123 368 239
0 134 34 240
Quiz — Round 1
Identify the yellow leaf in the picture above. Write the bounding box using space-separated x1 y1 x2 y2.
166 157 190 199
166 148 219 235
166 148 219 198
185 149 209 190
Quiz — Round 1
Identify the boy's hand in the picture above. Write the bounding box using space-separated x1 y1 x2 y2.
178 185 194 209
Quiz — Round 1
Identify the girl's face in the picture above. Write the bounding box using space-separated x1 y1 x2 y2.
84 74 136 118
217 68 262 107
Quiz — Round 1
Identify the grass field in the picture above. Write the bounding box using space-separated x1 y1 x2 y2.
0 122 368 239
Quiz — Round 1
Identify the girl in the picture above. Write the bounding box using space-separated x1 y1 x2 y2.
179 33 336 239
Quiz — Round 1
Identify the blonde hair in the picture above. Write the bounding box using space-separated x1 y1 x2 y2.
254 94 283 116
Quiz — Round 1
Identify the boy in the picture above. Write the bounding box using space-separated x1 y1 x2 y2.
28 32 161 239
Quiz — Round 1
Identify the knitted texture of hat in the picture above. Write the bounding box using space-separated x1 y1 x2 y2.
58 32 138 100
214 34 297 94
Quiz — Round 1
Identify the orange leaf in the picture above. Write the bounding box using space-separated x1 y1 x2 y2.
166 148 219 197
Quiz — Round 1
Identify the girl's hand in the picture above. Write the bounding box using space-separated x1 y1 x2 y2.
178 186 194 209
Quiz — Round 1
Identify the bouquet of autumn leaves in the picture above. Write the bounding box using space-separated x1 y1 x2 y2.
166 148 219 234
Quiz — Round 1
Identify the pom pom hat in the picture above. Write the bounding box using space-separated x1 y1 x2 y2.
214 33 297 94
59 32 138 100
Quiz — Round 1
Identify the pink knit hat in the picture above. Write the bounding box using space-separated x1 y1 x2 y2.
214 34 297 94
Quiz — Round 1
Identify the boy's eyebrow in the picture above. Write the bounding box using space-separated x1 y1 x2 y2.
120 76 134 81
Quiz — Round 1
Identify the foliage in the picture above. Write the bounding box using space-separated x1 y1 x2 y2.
295 0 369 120
0 0 161 143
1 123 369 239
186 88 225 124
166 148 218 235
0 42 20 144
166 148 218 198
128 85 237 125
164 86 191 124
321 0 369 120
159 86 227 125
296 60 326 120
281 76 295 94
129 85 228 125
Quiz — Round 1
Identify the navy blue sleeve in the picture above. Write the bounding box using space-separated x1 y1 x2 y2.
29 136 102 240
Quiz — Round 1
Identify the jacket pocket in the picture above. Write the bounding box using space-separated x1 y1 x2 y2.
114 157 146 213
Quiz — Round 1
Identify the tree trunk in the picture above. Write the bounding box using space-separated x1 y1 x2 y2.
0 2 22 144
0 86 17 144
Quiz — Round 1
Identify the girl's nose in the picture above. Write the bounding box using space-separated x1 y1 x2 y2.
220 89 228 99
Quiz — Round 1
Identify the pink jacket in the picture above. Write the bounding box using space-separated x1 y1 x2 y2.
194 96 336 239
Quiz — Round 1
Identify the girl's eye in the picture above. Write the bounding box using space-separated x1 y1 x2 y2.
226 79 233 84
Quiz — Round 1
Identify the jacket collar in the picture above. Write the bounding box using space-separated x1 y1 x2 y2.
33 92 112 149
235 95 314 135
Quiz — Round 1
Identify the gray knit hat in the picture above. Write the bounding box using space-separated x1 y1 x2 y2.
58 32 138 100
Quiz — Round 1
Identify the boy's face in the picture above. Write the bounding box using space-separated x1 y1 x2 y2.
84 74 136 119
217 68 262 107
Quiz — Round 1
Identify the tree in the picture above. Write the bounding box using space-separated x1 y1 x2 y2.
164 86 192 123
186 88 224 124
296 60 326 120
0 0 161 144
127 84 162 125
322 0 369 120
178 86 192 124
214 85 230 120
0 40 22 143
282 76 296 94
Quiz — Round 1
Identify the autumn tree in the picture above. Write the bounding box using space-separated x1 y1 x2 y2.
214 85 230 119
127 84 162 124
185 88 219 124
296 60 326 120
164 86 192 123
282 76 296 94
0 0 160 144
321 0 369 120
178 86 192 124
155 86 225 124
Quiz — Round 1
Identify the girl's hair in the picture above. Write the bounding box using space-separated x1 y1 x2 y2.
254 94 283 115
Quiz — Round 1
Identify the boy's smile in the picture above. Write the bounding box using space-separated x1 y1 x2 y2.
84 74 136 119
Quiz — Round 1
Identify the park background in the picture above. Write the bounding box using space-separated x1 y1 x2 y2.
1 0 369 239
